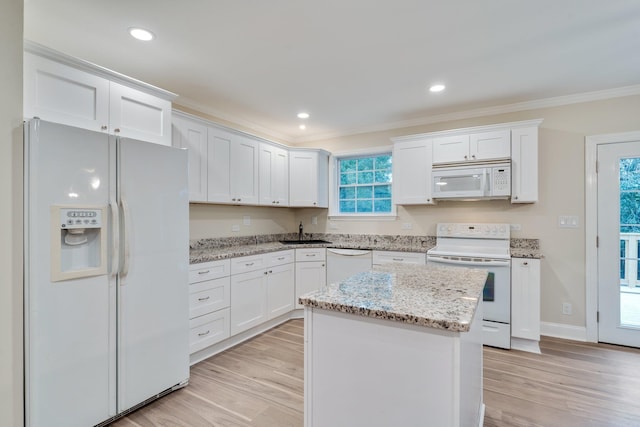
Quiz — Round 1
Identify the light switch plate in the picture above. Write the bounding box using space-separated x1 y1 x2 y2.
243 216 251 226
558 215 579 228
231 225 240 232
510 224 522 231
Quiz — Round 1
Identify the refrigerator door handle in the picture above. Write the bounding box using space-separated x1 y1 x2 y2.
110 201 120 276
121 198 131 281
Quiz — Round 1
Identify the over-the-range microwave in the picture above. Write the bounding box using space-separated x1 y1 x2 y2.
432 162 511 200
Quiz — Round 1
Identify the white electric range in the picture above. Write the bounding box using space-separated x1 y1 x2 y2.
427 223 511 349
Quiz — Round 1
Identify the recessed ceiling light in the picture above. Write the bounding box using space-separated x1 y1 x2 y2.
297 112 310 119
299 124 307 130
128 27 155 41
429 84 446 93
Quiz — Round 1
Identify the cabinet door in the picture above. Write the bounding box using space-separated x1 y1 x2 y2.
173 116 208 202
295 261 326 309
289 150 329 207
470 130 511 161
511 258 541 341
259 143 289 206
392 139 434 205
267 263 295 320
230 136 259 205
432 134 470 164
511 127 539 203
230 269 267 335
24 52 110 132
109 82 172 146
207 127 232 203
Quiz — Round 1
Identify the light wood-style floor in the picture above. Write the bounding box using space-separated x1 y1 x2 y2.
112 319 640 427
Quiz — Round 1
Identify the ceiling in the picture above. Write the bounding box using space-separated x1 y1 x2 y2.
24 0 640 143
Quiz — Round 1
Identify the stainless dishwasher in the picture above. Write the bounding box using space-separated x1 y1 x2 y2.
326 248 373 285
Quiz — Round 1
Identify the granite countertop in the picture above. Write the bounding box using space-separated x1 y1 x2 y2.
189 234 542 264
298 263 487 332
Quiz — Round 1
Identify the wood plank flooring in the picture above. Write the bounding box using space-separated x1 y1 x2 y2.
112 320 640 427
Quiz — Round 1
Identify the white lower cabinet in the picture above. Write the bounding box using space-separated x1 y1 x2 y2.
188 260 231 354
511 258 541 342
295 248 327 309
230 250 295 335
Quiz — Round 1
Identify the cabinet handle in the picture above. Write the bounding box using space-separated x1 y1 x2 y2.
277 257 285 260
321 263 325 267
101 125 107 131
232 198 236 201
306 254 316 257
197 270 211 275
268 270 273 273
114 128 121 133
472 154 476 159
238 198 241 202
427 198 431 202
198 330 210 337
313 202 317 205
523 261 529 266
464 155 468 159
264 271 268 275
392 258 404 261
245 262 254 266
514 196 519 200
198 296 210 301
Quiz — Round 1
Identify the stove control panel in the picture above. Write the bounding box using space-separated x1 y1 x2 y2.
436 223 510 239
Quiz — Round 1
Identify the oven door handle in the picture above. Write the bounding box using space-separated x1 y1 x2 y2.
427 255 510 267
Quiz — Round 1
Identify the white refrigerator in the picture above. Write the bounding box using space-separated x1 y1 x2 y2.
24 119 190 427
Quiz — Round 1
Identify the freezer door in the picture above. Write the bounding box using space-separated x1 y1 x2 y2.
116 137 189 411
24 120 117 427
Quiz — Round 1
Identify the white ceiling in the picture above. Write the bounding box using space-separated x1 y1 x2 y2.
24 0 640 143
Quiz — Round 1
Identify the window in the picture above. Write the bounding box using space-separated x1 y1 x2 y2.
331 151 394 217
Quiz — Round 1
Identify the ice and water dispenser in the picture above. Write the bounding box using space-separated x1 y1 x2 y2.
50 206 108 282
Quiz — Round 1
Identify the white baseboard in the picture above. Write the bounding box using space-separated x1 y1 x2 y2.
540 321 587 342
510 337 541 354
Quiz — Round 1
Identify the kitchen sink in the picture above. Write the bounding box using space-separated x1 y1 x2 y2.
279 239 332 245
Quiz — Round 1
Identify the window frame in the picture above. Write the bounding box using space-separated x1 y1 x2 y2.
328 146 396 219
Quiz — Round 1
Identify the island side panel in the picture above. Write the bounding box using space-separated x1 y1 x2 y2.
458 300 484 426
305 308 476 427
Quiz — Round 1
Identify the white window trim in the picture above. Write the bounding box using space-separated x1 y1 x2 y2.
329 145 397 219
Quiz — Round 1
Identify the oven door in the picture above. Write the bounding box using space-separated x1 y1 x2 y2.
426 255 511 323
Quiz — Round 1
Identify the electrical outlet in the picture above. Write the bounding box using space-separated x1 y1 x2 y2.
510 224 522 231
562 302 572 315
243 215 251 226
402 223 413 230
312 216 318 225
329 222 339 230
231 225 240 232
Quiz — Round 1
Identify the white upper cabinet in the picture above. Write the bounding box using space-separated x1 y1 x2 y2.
392 138 435 205
289 149 329 207
259 143 289 206
24 45 175 145
432 130 510 164
109 82 171 145
511 126 539 203
207 127 259 205
172 114 208 202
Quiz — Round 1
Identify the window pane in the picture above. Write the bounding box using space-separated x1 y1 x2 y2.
375 170 392 183
340 200 356 212
358 171 374 184
356 200 372 212
357 186 373 199
374 185 391 198
621 240 626 279
340 173 356 185
374 199 391 212
340 159 357 173
340 187 356 200
620 158 640 191
375 155 392 170
357 158 374 171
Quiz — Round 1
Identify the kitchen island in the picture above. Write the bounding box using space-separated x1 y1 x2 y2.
299 264 487 427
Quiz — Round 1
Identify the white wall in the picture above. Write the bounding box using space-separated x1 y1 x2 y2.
187 94 640 333
0 0 23 425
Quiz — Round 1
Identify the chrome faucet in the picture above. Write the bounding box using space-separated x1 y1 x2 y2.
299 221 303 241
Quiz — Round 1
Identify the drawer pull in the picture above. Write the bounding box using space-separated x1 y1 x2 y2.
245 262 254 266
198 296 210 302
198 270 211 275
523 261 529 266
392 258 404 261
306 254 316 257
198 330 210 337
277 256 285 260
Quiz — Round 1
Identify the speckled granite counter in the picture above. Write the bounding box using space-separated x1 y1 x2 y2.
298 263 486 332
511 238 542 259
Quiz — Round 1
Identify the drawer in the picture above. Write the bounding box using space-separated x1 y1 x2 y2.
231 254 267 275
372 251 426 265
266 249 294 267
296 247 326 262
482 320 511 349
189 308 230 354
189 276 230 319
189 259 231 284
